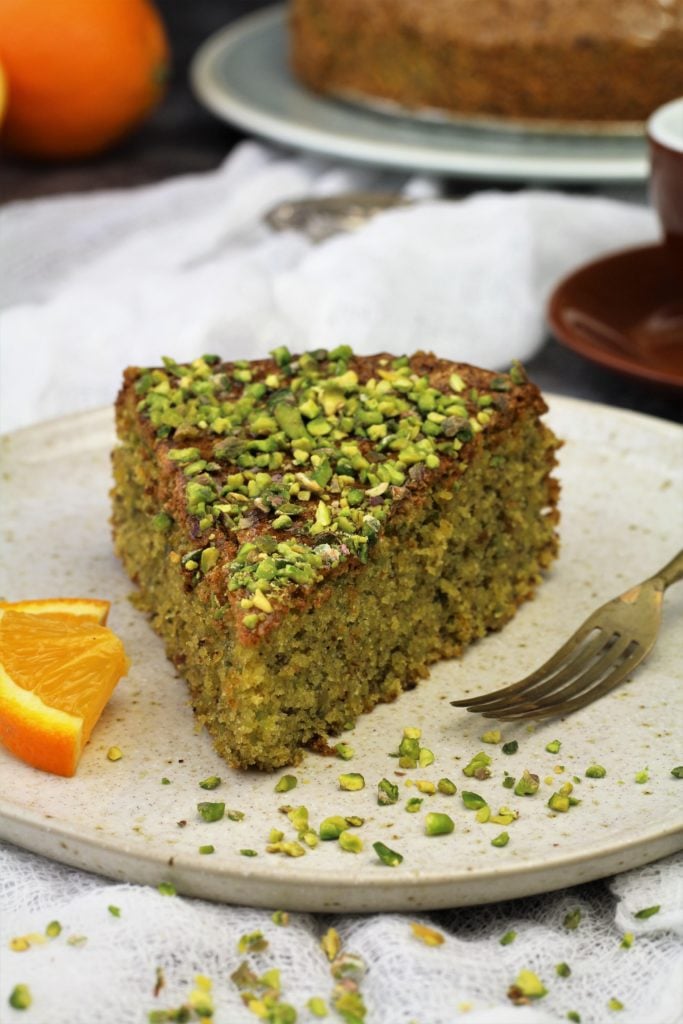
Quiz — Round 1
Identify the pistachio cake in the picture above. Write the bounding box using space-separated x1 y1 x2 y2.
290 0 683 124
111 348 560 770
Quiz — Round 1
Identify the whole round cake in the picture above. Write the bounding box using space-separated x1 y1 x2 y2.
289 0 683 125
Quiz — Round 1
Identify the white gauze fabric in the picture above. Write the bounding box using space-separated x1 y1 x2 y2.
0 141 658 433
1 841 682 1024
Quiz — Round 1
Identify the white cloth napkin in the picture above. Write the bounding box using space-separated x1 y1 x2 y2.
1 142 681 1024
0 140 658 434
1 841 682 1024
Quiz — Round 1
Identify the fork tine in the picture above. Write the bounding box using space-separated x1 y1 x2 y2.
459 629 608 714
450 620 601 709
501 635 635 715
488 637 640 720
491 642 646 721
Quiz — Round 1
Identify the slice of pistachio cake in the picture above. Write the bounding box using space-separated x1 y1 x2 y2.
111 348 560 769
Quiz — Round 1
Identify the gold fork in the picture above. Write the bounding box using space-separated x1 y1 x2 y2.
451 548 683 720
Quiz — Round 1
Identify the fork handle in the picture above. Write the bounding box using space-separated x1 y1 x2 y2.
649 548 683 589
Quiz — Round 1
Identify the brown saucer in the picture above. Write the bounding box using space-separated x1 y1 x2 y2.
547 244 683 390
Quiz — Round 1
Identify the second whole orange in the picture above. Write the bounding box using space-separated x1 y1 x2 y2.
0 0 170 160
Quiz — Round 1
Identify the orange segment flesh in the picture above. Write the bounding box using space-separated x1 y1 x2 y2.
0 597 110 624
0 609 129 776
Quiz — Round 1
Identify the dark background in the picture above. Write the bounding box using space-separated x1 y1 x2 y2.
1 0 680 422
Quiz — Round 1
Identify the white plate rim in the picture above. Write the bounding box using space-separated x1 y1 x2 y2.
189 5 649 184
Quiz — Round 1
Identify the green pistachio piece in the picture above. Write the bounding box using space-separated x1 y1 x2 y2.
373 841 403 867
425 812 455 836
339 773 365 791
197 801 225 823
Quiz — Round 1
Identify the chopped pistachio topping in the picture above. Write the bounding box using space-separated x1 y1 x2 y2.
9 937 31 952
405 797 423 813
45 920 62 938
373 841 403 866
508 969 547 1002
308 996 329 1017
461 790 487 811
671 766 683 779
463 751 492 779
491 831 510 847
556 962 571 977
287 804 309 832
548 781 580 812
418 747 435 768
608 997 625 1011
197 801 225 823
425 812 455 836
274 774 297 793
240 849 258 857
309 999 331 1015
377 778 400 805
267 840 306 857
9 984 31 1011
321 927 342 962
500 930 517 945
502 740 519 755
198 775 221 790
272 910 289 926
198 844 215 855
514 769 540 796
338 830 363 853
108 905 121 917
437 777 457 795
635 769 649 784
415 780 436 795
237 930 268 954
545 739 561 754
151 511 173 532
157 882 176 896
634 904 660 919
585 764 607 778
567 1013 581 1023
563 908 582 930
135 351 524 612
490 806 519 826
620 932 635 949
106 746 123 762
320 816 348 840
335 742 354 761
397 728 423 768
339 772 365 791
481 729 502 744
332 988 367 1023
345 815 364 828
410 922 445 946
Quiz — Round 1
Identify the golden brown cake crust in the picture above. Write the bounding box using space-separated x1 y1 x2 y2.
289 0 683 123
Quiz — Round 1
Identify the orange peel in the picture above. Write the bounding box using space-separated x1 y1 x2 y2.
0 606 129 776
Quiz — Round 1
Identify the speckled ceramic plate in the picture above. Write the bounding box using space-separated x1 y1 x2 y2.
0 397 681 912
189 6 648 183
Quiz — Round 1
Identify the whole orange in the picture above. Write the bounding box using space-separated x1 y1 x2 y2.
0 0 170 160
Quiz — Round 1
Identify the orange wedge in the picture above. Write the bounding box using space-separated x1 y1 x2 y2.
0 597 110 624
0 608 129 776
